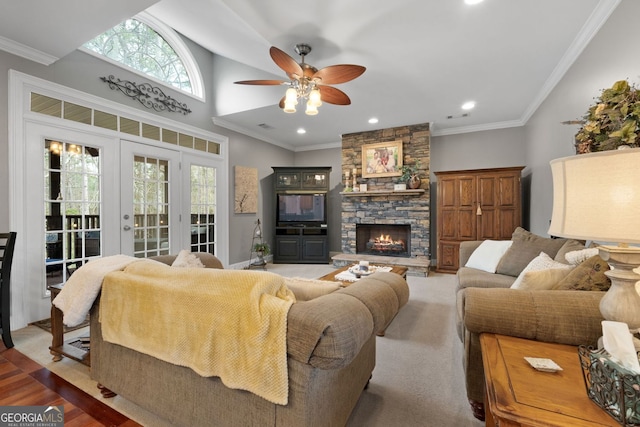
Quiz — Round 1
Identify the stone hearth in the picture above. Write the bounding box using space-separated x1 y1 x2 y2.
335 123 431 276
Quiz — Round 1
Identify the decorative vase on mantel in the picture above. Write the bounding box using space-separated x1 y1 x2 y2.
407 175 421 189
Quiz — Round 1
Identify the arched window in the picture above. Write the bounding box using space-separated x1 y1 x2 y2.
82 12 204 100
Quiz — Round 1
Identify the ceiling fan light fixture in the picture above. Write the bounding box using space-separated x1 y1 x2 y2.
283 101 297 113
305 100 319 115
309 88 322 107
235 45 365 116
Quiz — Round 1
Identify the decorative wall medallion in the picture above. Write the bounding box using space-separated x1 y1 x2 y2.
100 75 191 115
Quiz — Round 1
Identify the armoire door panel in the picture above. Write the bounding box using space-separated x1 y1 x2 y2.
497 209 519 239
437 241 460 273
477 209 497 240
457 177 476 208
436 166 523 273
458 209 476 239
497 175 520 207
440 179 457 208
440 210 458 239
477 176 496 207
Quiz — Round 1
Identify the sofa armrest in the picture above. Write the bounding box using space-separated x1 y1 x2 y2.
287 272 409 370
458 241 484 267
459 287 604 404
463 288 604 344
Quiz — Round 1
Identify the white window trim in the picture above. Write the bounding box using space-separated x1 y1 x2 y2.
79 11 205 102
8 70 228 329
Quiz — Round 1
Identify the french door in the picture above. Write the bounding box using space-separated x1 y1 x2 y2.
120 141 181 257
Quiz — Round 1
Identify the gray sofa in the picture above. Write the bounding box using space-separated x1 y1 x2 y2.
455 230 607 420
90 253 410 427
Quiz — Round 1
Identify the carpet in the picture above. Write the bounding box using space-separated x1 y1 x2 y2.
31 317 90 334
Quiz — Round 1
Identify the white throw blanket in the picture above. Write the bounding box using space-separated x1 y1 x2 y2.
52 255 140 327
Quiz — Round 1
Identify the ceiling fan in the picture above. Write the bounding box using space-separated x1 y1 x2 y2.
234 43 366 115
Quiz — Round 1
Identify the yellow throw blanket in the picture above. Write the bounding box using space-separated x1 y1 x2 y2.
99 260 296 405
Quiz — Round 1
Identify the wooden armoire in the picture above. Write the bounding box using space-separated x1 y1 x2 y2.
435 166 524 273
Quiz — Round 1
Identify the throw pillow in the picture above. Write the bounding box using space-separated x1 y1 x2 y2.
554 239 586 264
464 240 513 273
510 252 574 289
516 268 574 291
171 250 205 268
284 277 341 301
552 255 611 291
496 227 567 277
564 248 600 266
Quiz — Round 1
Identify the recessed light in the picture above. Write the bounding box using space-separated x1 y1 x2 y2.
464 0 484 5
462 101 476 110
368 117 379 124
297 128 306 134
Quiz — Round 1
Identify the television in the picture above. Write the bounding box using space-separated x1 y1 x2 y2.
277 193 326 226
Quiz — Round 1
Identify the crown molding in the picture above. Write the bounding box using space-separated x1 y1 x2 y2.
520 0 621 124
0 35 58 65
212 117 295 151
431 119 525 137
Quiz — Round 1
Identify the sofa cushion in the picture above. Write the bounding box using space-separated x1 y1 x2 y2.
496 228 567 277
456 267 515 293
514 268 573 291
552 255 611 291
464 240 513 273
564 248 599 265
510 252 573 289
171 250 205 268
284 277 341 301
554 239 587 264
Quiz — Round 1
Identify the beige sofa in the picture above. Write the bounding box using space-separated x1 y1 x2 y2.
455 230 607 421
90 253 410 427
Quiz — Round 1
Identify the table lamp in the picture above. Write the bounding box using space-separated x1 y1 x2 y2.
548 148 640 333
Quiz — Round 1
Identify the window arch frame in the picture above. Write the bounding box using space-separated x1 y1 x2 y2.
80 11 205 101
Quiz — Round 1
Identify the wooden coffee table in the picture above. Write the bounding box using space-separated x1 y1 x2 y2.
317 264 408 286
481 334 616 427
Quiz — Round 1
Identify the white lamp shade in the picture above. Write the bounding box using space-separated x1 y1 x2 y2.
548 148 640 244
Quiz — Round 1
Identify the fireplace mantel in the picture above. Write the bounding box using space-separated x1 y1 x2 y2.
339 189 425 197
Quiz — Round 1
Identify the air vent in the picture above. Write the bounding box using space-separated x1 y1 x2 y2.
446 113 470 120
257 123 275 130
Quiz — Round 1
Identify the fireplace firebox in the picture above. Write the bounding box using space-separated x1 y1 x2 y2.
356 224 410 257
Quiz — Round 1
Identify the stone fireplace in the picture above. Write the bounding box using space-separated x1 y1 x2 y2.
335 123 431 276
356 224 410 257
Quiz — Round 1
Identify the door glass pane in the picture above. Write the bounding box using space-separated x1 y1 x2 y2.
190 165 216 254
133 156 171 257
44 139 101 287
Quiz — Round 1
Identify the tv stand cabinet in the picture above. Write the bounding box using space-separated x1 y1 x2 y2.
274 227 329 263
272 167 331 264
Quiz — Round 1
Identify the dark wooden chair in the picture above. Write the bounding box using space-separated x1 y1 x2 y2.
0 232 17 349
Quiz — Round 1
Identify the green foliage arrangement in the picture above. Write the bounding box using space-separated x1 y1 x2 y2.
399 160 421 182
253 242 271 255
575 80 640 153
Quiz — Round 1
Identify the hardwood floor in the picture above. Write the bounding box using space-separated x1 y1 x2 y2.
0 343 139 426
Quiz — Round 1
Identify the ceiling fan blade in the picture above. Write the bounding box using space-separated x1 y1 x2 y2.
270 46 303 79
318 86 351 105
234 79 287 85
313 65 366 85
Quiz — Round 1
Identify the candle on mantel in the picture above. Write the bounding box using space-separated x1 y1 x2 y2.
352 168 357 176
345 170 350 178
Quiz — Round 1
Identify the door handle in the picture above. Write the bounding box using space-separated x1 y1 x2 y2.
476 203 482 215
123 225 131 231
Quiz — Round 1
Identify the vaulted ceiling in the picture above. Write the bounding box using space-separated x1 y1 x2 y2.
0 0 620 150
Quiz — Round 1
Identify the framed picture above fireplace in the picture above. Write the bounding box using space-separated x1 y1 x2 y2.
362 140 403 178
